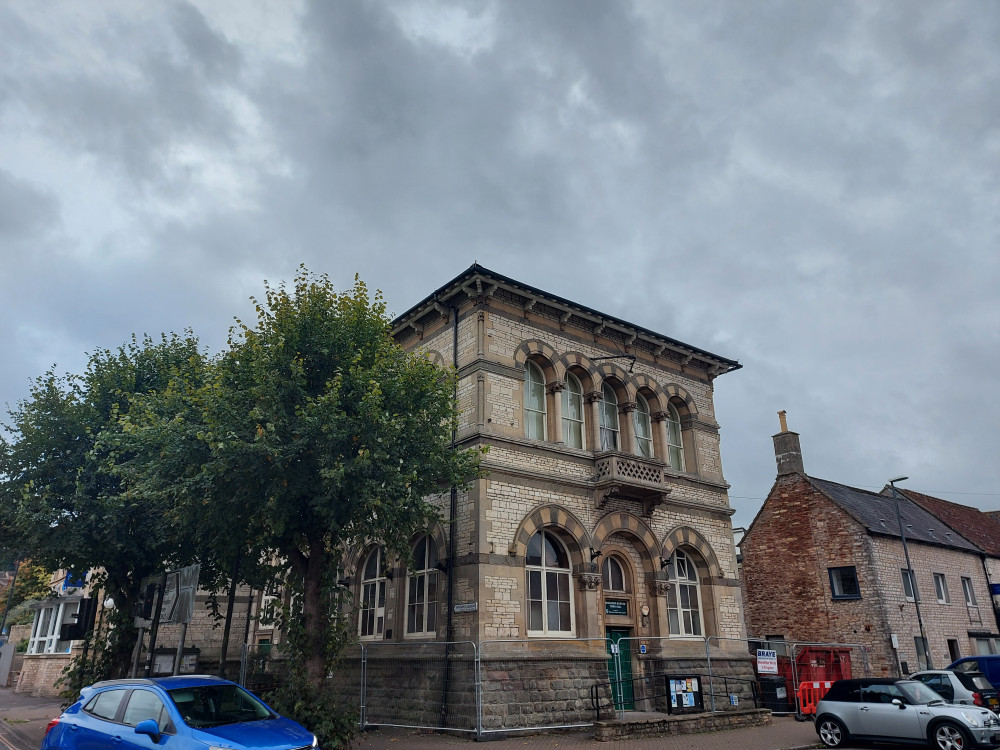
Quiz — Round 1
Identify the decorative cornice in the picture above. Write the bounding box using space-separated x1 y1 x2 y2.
456 357 524 382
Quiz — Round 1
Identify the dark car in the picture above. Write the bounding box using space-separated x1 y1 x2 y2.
815 677 1000 749
40 675 317 750
911 669 1000 712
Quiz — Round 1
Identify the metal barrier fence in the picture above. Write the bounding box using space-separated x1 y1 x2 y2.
478 638 614 735
705 636 871 715
361 641 478 733
239 635 868 735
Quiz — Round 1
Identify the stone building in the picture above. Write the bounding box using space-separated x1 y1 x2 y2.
741 415 1000 678
335 263 751 719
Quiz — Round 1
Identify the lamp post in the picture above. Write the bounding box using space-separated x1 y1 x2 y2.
889 476 932 671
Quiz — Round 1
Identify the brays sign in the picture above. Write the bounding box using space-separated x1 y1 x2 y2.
756 649 778 674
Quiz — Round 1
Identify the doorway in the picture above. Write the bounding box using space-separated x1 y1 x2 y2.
606 628 634 710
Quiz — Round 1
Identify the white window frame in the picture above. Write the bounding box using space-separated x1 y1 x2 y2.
561 372 585 450
524 361 547 441
933 573 950 604
633 394 653 458
666 550 704 638
974 637 997 655
405 536 439 637
599 383 620 451
601 556 628 593
961 576 978 606
901 568 920 602
666 402 685 471
27 600 79 654
526 531 575 637
359 547 387 640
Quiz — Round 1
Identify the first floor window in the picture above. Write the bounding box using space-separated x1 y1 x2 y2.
524 361 547 440
665 550 703 637
599 383 620 451
962 577 978 606
666 403 685 470
901 569 919 602
406 536 439 635
829 566 861 600
562 372 585 449
634 394 653 457
526 530 573 634
933 573 950 604
359 547 386 638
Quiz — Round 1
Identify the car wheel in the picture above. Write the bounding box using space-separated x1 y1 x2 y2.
931 720 971 750
817 716 849 748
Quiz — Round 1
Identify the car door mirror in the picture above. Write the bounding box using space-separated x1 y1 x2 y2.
134 719 161 742
892 698 905 709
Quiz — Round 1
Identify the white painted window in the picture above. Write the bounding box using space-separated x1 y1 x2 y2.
901 569 919 602
633 394 653 458
599 383 620 451
524 361 546 441
359 547 386 639
561 372 585 449
526 531 574 635
406 536 439 636
666 403 685 471
974 637 997 655
933 573 950 604
27 600 79 654
962 577 977 606
601 556 628 593
665 550 703 637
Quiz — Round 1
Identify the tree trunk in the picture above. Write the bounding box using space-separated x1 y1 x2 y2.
300 541 329 690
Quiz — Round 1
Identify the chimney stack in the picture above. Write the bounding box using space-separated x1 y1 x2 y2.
773 410 804 475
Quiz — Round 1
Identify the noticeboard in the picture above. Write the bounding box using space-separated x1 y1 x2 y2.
757 649 778 674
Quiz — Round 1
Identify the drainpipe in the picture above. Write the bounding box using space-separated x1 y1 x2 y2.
440 302 459 727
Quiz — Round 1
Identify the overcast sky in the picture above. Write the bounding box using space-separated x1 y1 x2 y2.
2 0 998 529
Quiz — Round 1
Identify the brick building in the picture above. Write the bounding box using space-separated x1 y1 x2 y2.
331 263 752 717
741 415 1000 678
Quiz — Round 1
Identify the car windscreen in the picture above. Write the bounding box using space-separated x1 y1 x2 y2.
167 684 273 728
897 680 946 705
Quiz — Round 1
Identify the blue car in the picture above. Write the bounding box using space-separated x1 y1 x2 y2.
41 675 318 750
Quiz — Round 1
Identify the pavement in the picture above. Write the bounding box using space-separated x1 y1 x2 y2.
0 686 822 750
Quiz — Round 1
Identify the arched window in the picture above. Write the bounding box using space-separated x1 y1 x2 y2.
526 530 573 635
599 383 620 451
634 394 653 458
665 549 702 637
359 547 386 639
601 556 627 592
524 361 546 440
562 372 585 449
406 536 439 635
666 403 685 471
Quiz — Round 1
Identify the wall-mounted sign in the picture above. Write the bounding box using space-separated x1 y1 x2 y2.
454 602 478 613
756 649 778 674
605 599 628 616
990 583 1000 596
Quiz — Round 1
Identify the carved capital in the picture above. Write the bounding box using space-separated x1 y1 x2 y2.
649 579 673 597
619 401 637 414
584 390 603 404
577 572 602 591
651 410 669 423
546 380 566 394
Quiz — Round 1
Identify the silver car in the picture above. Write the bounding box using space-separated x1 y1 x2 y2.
815 678 1000 750
911 670 1000 713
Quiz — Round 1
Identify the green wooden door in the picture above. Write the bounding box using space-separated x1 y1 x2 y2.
606 628 635 710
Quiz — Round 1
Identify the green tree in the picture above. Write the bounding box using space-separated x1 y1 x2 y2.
0 333 205 678
132 269 481 739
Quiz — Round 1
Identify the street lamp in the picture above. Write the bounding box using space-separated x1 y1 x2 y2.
888 476 932 671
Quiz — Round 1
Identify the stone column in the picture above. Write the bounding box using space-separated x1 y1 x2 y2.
585 390 603 451
575 564 603 639
647 574 673 646
476 310 485 357
651 411 669 465
476 373 486 427
547 380 565 444
619 401 637 455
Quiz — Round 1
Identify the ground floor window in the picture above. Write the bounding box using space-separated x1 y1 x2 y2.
28 600 80 654
526 530 574 635
665 550 703 637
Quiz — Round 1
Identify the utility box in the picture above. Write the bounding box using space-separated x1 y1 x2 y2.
151 647 200 676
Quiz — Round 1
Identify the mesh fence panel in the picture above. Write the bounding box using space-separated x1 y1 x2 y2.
361 641 478 732
479 638 613 733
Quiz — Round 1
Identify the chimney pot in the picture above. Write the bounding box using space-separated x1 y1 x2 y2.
773 410 804 475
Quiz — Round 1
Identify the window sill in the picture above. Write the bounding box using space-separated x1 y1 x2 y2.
831 595 862 602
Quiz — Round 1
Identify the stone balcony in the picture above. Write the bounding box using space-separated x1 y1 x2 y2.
594 452 671 517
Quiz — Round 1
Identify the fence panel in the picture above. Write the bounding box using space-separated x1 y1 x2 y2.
479 638 613 734
361 641 478 733
706 636 871 715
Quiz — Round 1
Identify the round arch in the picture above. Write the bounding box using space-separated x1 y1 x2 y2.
555 351 599 392
595 363 636 401
509 503 592 561
591 511 659 568
661 383 699 418
419 349 446 369
660 526 723 579
513 339 560 380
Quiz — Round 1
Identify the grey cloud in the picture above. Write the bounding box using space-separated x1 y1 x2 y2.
0 170 60 242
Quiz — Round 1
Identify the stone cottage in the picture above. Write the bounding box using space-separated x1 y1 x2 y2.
741 415 1000 677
